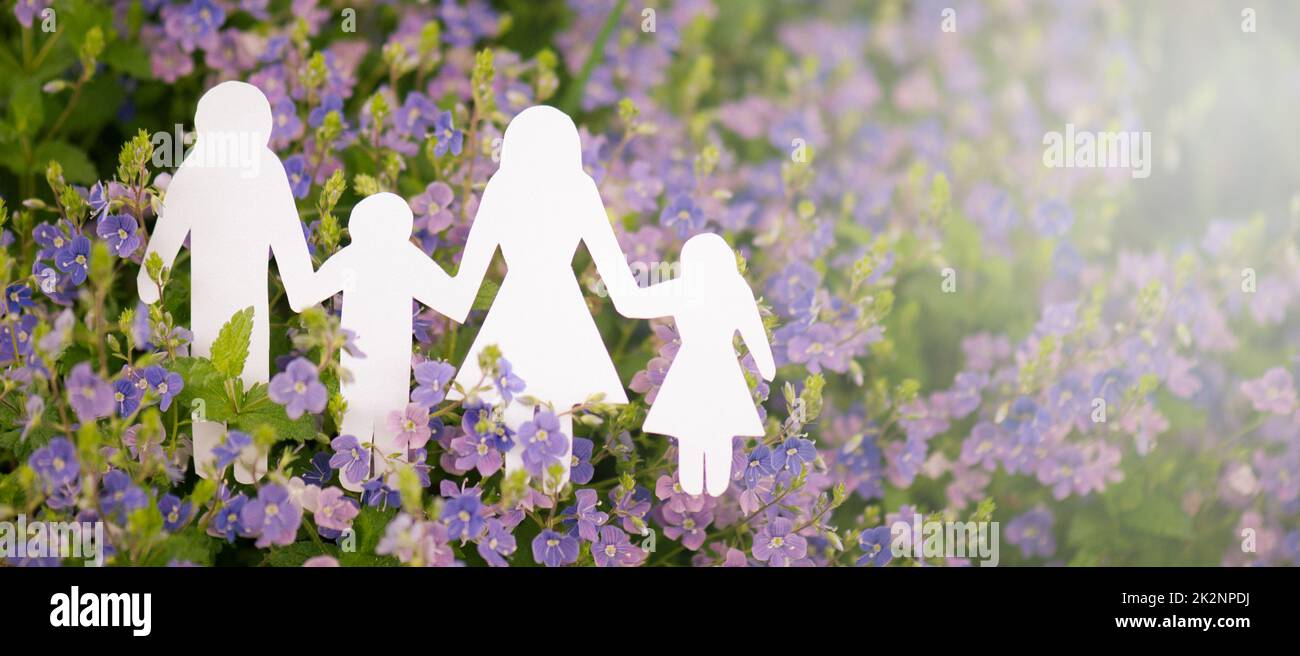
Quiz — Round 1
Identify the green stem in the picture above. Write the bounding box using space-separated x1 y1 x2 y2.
559 0 626 114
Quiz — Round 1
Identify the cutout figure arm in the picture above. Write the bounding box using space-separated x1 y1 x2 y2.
268 157 316 312
292 248 350 310
407 244 461 320
137 172 194 304
736 285 777 381
579 176 642 316
444 181 501 322
615 278 683 319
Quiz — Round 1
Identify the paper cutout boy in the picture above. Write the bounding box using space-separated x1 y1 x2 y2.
290 192 464 490
620 233 776 496
138 81 314 484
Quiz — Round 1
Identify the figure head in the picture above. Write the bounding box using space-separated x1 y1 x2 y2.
680 233 741 285
498 105 583 174
348 192 415 246
194 81 272 147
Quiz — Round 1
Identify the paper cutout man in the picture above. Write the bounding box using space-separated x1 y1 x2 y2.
446 105 643 490
138 81 314 484
290 192 463 491
620 233 776 496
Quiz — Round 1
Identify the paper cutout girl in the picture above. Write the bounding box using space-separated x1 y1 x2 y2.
290 192 463 490
619 233 776 496
445 105 643 489
138 81 314 484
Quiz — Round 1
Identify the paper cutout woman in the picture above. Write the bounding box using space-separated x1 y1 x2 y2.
446 105 642 489
619 233 776 496
138 81 314 484
290 192 463 491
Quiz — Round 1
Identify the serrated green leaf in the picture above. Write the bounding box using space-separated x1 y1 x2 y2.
227 382 317 443
472 278 499 311
211 307 255 379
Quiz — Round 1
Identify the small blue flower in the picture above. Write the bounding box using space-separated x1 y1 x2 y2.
857 526 894 567
431 110 463 157
159 494 193 531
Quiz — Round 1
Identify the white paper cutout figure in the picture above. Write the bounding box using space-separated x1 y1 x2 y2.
290 192 462 491
446 105 642 490
137 81 314 484
619 233 776 496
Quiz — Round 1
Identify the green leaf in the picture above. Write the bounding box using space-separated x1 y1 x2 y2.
1122 495 1192 540
338 507 400 567
211 307 255 379
34 141 97 183
471 279 499 311
171 357 233 424
227 382 317 443
9 81 44 136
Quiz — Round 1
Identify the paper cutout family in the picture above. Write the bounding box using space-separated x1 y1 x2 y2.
138 81 775 497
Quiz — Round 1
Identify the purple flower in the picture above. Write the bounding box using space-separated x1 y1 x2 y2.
113 377 143 417
14 1 47 28
66 363 113 422
283 155 310 199
476 519 517 566
268 357 327 419
610 484 652 534
450 417 505 477
29 437 79 489
100 470 148 523
212 430 253 472
329 435 369 485
410 182 456 235
787 322 850 374
531 529 579 567
660 505 713 551
163 0 225 53
240 484 303 548
54 235 91 286
441 489 485 543
1031 199 1073 237
411 360 456 407
302 452 334 487
518 409 568 478
493 358 526 404
96 214 142 258
143 365 183 411
1240 367 1296 415
856 526 893 566
960 422 1000 471
33 222 71 260
560 488 608 541
570 437 595 484
752 517 808 566
593 526 643 567
4 283 33 314
388 403 433 450
314 487 359 533
377 513 454 566
431 110 463 157
159 494 193 531
209 493 248 543
659 194 705 237
744 445 776 488
361 478 401 510
1006 507 1056 558
770 437 817 475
